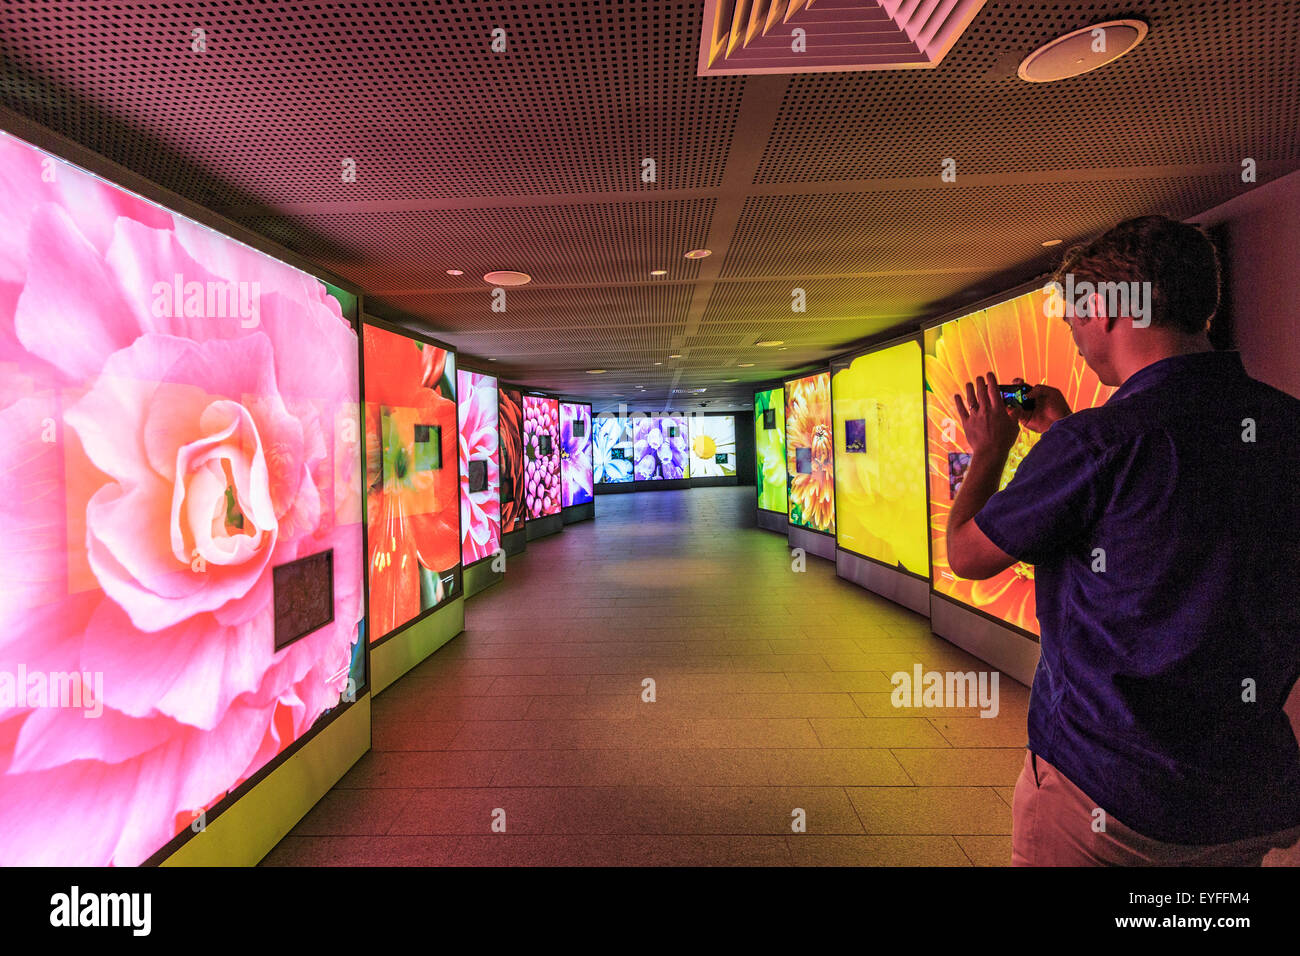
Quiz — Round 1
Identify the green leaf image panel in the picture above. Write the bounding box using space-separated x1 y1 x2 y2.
754 387 787 514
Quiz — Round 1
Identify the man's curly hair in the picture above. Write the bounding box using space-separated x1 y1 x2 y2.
1051 215 1220 334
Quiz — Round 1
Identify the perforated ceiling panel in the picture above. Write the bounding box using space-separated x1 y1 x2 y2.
757 1 1300 183
239 199 717 288
1 0 1297 410
2 1 742 201
723 175 1249 278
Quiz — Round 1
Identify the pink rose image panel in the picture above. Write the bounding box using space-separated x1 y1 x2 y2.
0 130 366 866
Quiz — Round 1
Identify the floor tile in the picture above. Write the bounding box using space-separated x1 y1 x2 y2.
269 488 1033 866
846 787 1013 835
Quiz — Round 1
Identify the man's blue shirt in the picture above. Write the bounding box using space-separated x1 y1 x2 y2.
975 350 1300 844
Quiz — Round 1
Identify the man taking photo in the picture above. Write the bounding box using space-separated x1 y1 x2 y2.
946 214 1300 865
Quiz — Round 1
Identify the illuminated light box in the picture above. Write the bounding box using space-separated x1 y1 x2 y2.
498 386 527 533
0 129 365 865
594 415 633 484
523 394 561 516
688 415 737 477
924 287 1115 637
754 387 788 514
457 369 501 565
364 323 461 641
785 371 836 534
831 338 930 578
634 415 688 480
560 401 594 506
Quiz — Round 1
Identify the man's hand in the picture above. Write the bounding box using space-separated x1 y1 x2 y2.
954 370 1020 457
946 369 1020 580
1010 377 1072 434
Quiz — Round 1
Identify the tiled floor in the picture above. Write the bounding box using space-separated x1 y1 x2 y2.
265 486 1032 866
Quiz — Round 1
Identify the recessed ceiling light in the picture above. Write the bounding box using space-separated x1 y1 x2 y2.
1041 238 1063 247
586 369 606 374
669 353 682 359
487 357 497 362
445 269 464 276
1018 19 1149 83
684 249 712 259
738 362 755 367
777 347 788 351
755 340 784 347
653 361 663 365
650 269 667 276
482 270 532 286
723 378 739 383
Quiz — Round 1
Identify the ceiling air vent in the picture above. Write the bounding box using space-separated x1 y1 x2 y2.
698 0 990 75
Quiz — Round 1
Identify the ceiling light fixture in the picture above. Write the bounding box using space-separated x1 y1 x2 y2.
755 340 784 347
669 353 682 359
1018 19 1149 83
684 249 712 259
445 269 464 276
1041 238 1064 247
586 369 606 374
650 269 667 276
738 362 754 368
482 270 532 286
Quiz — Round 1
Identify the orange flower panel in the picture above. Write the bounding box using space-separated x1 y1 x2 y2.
924 288 1115 637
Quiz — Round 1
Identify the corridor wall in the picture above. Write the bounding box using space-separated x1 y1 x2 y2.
1193 168 1300 866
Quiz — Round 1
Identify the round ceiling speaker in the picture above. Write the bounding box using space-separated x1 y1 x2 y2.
1018 19 1149 83
482 270 532 286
